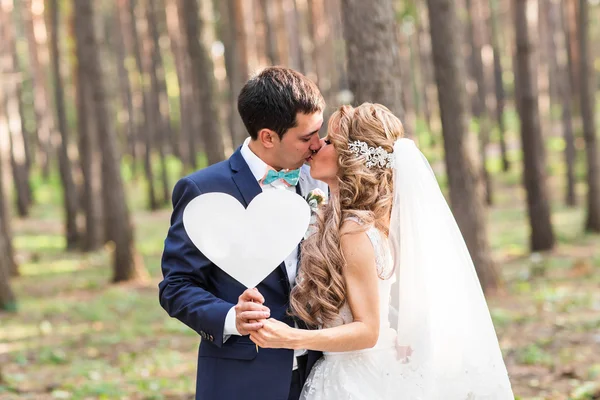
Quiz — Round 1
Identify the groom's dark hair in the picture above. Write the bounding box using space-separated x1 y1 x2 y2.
238 67 325 140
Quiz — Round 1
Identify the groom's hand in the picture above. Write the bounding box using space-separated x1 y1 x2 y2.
235 288 270 335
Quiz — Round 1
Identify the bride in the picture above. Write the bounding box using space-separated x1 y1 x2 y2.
250 103 514 399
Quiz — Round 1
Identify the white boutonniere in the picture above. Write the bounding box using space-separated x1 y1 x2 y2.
304 189 328 239
306 188 327 212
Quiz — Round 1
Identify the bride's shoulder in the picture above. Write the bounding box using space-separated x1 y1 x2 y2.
339 221 376 271
340 218 362 235
340 215 370 234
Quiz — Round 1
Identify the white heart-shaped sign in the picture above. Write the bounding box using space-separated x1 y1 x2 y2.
182 190 311 288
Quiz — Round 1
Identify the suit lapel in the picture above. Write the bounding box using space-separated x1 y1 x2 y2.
229 148 262 207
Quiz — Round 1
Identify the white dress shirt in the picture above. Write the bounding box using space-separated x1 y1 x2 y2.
223 138 306 369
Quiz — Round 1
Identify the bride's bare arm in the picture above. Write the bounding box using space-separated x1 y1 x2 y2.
250 220 382 352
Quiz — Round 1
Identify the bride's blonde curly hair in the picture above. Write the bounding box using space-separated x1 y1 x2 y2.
291 103 404 328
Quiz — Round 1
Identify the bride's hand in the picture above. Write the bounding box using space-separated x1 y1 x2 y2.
249 318 301 349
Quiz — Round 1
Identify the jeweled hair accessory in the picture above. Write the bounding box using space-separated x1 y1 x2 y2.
348 140 395 169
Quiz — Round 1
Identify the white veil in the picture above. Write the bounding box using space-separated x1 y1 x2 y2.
388 138 514 398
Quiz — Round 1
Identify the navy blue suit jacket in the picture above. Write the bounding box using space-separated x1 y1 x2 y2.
159 148 323 400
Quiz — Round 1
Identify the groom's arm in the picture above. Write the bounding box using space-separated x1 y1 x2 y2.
158 177 235 347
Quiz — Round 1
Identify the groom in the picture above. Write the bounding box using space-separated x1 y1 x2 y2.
159 67 328 400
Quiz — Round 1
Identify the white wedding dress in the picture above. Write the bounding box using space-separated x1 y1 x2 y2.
300 224 514 400
300 225 403 399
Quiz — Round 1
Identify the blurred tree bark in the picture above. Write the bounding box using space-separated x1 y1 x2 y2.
0 94 18 277
0 1 32 218
537 0 551 125
167 0 197 169
0 221 17 312
48 0 80 249
73 3 104 252
129 0 158 210
539 0 559 109
466 0 493 205
415 2 435 143
144 0 171 205
260 0 280 65
178 0 225 165
564 0 579 105
218 0 250 149
489 0 510 172
308 0 336 102
548 0 576 207
341 0 405 123
513 0 555 251
426 0 500 291
397 24 416 140
578 0 600 232
73 0 148 282
23 0 51 177
111 0 138 175
282 0 305 72
325 0 347 100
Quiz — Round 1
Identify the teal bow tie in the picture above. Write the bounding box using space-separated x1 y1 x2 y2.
262 168 301 186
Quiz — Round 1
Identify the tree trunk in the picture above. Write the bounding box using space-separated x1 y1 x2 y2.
48 0 80 249
145 0 171 205
129 0 158 210
466 0 493 205
564 0 579 105
397 27 416 139
166 0 193 169
489 0 510 172
283 0 305 72
308 0 337 109
578 0 600 231
243 0 260 72
0 154 16 310
73 0 148 282
178 0 225 166
260 0 280 65
513 0 555 251
416 2 435 141
23 0 54 182
536 0 552 124
341 0 405 121
426 0 500 292
0 222 17 312
325 0 347 98
111 1 137 175
73 8 104 252
4 89 31 219
0 92 18 277
540 0 559 110
76 65 105 251
116 0 141 177
0 3 32 218
219 0 249 149
273 0 290 67
549 0 576 207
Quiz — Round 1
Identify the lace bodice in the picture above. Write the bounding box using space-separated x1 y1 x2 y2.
323 225 395 333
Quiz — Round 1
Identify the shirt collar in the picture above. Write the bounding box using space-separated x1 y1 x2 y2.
240 137 270 182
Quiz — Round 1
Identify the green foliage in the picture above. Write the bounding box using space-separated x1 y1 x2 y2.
570 382 600 400
516 344 553 367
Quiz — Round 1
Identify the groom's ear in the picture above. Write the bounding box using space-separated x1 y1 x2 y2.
258 128 279 149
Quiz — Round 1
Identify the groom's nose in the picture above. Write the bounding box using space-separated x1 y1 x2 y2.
309 136 323 153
